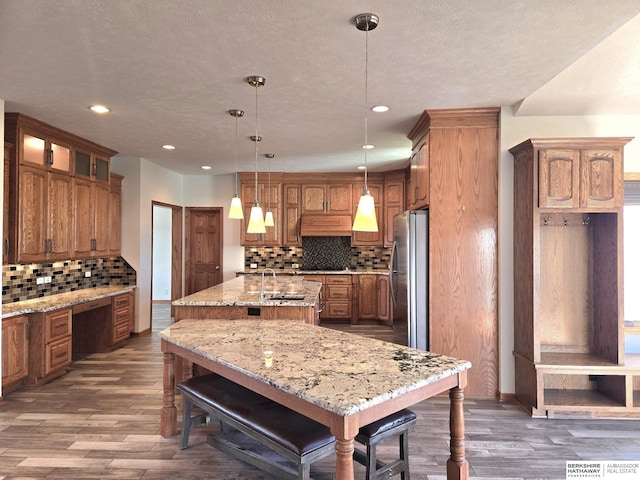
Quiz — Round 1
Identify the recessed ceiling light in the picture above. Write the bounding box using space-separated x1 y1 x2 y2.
371 105 389 113
201 165 212 170
362 144 375 150
89 105 110 114
162 144 176 150
357 165 366 170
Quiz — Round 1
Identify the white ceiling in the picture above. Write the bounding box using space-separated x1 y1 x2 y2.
1 1 639 176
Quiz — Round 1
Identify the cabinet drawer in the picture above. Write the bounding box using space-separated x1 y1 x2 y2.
45 336 71 374
325 285 351 300
72 297 111 314
112 322 130 345
326 302 351 318
113 293 130 309
325 275 351 285
45 309 72 343
113 307 130 327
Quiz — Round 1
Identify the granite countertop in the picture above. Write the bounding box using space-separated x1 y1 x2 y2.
238 269 390 275
160 318 472 416
172 276 322 307
1 286 136 319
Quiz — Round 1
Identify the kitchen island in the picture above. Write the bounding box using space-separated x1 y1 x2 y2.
160 318 472 480
172 276 322 324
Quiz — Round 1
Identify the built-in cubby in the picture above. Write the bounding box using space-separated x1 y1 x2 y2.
510 137 640 418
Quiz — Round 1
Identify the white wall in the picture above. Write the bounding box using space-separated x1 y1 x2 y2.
498 106 640 394
152 205 172 300
182 173 244 282
111 157 184 332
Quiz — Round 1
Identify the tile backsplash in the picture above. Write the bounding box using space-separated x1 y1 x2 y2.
2 257 137 304
245 241 391 271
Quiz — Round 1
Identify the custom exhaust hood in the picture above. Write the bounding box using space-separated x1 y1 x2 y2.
299 215 353 236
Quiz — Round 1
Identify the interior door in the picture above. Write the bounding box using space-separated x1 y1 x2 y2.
185 207 223 295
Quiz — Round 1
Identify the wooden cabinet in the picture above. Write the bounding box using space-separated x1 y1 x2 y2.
3 142 12 263
407 108 500 399
283 183 301 246
406 128 429 210
358 275 378 319
239 174 282 246
109 173 123 256
28 308 72 385
510 137 637 418
383 171 405 247
537 142 623 209
302 274 353 321
301 183 352 215
73 178 110 258
4 113 118 263
112 292 132 347
377 274 391 324
17 166 73 262
2 316 29 392
351 182 383 246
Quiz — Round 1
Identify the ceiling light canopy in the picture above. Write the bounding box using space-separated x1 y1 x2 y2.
352 13 379 233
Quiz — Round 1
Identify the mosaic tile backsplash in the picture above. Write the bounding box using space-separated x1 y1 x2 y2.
2 257 137 304
244 242 391 271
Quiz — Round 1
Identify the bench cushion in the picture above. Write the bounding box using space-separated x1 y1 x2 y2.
357 408 417 439
178 374 335 456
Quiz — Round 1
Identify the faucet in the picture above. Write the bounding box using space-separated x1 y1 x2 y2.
260 268 277 300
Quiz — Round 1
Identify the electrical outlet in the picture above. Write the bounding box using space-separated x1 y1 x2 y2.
84 271 91 277
250 263 258 269
36 277 45 285
292 263 299 269
44 276 52 283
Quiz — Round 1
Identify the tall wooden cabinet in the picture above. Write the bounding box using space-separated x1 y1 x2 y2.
4 113 118 263
408 108 500 399
510 137 640 418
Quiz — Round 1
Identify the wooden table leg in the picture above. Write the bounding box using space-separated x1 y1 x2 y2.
160 351 177 438
334 437 355 480
447 386 469 480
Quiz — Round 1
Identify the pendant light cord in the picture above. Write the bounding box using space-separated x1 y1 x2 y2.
363 19 369 191
254 83 259 204
234 113 239 195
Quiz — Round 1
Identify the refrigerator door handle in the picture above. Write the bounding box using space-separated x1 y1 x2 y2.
389 240 398 307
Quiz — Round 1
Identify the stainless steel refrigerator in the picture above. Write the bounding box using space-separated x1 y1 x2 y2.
390 210 428 350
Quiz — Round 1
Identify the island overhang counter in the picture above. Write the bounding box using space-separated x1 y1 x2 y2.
172 276 322 324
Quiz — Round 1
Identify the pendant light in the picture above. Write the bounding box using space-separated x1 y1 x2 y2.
246 75 267 234
352 13 379 233
228 109 245 219
264 153 275 227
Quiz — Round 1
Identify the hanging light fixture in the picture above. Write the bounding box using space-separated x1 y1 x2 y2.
228 109 245 219
246 75 267 234
352 13 379 233
264 153 275 227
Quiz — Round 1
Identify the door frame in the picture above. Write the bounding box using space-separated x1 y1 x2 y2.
184 206 224 295
151 201 183 320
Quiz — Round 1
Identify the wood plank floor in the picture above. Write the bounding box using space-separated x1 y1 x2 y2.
0 304 639 479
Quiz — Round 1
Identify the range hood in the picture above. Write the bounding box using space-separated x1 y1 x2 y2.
300 214 352 236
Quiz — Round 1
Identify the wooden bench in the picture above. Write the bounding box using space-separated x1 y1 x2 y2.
179 373 417 480
178 373 336 480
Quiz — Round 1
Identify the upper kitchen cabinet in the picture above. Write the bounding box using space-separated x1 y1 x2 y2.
239 173 282 246
4 142 12 263
301 182 352 215
283 183 301 246
74 177 110 258
351 181 383 246
383 170 405 247
406 124 430 210
512 138 627 210
4 113 118 263
109 174 123 256
75 150 110 184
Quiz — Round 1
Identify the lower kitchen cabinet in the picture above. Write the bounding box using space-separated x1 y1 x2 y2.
377 274 392 325
2 315 29 392
357 274 392 325
302 274 354 321
72 293 132 353
28 308 72 385
112 292 132 346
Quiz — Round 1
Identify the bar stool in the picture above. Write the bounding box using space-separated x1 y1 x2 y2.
353 409 417 480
